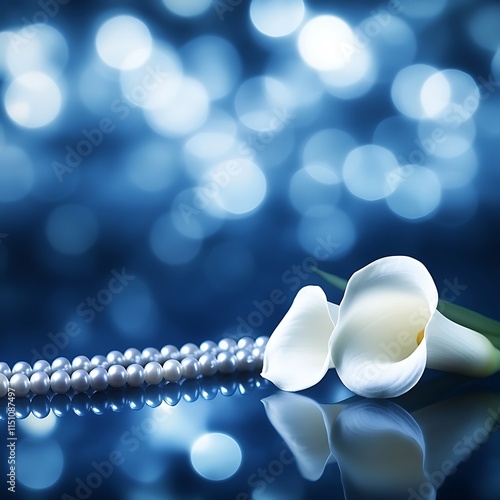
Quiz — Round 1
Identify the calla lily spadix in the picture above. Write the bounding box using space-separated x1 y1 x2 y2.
261 256 500 398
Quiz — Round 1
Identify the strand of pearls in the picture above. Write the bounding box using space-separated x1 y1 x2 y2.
0 336 268 398
0 372 270 420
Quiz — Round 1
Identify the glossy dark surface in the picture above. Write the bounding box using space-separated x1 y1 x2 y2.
2 369 500 500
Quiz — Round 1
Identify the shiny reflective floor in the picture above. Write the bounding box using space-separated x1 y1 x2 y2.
4 370 500 500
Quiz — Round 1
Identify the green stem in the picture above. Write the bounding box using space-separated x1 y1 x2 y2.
311 266 500 346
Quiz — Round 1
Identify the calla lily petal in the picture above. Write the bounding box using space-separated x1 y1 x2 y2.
426 310 500 376
329 400 430 499
261 286 338 392
330 256 437 398
262 392 343 481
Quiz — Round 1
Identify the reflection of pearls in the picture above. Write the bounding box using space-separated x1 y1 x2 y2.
0 336 268 397
0 372 271 420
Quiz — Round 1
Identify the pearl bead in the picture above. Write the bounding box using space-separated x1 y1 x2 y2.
127 364 145 387
10 373 30 396
89 367 109 391
51 370 71 394
142 347 160 363
30 372 50 395
33 360 51 374
181 356 200 379
108 365 127 388
71 369 90 392
144 362 163 385
200 340 218 354
0 373 9 397
180 343 199 358
163 359 182 382
199 353 218 377
72 356 91 372
0 362 11 378
124 348 142 366
52 357 71 373
217 352 237 374
255 336 269 348
12 361 32 377
160 345 179 361
235 349 255 372
107 351 124 366
237 337 254 350
91 355 107 368
218 338 237 352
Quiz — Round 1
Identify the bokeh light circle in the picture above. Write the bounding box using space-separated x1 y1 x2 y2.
386 167 441 220
6 24 68 78
46 205 99 255
162 0 212 17
391 64 439 120
144 77 209 136
211 160 267 216
119 43 183 109
420 71 451 118
5 72 62 128
234 76 292 132
303 129 357 183
250 0 305 38
319 45 376 99
298 15 354 71
417 117 476 159
96 15 152 70
17 439 64 490
18 412 57 436
190 433 242 481
343 145 399 201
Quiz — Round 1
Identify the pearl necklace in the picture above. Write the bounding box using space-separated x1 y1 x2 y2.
0 336 268 398
1 371 270 420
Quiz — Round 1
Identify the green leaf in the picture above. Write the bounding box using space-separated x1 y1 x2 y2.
437 300 500 339
311 266 500 346
310 266 347 292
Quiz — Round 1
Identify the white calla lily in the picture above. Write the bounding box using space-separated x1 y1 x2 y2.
262 255 500 398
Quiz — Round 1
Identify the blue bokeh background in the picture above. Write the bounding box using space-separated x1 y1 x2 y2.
1 0 499 369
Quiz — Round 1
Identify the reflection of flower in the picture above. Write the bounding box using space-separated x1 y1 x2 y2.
262 256 500 398
263 390 500 500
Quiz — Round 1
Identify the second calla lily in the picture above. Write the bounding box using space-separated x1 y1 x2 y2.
261 256 500 398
